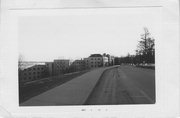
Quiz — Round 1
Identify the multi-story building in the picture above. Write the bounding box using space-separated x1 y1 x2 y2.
108 55 115 66
88 54 103 68
19 64 48 83
103 53 115 66
84 58 90 69
45 62 53 76
70 59 85 71
103 56 109 66
53 59 70 75
84 54 109 69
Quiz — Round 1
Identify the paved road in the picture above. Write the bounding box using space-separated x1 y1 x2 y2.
85 65 155 105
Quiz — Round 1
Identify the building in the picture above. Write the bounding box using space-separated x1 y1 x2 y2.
84 58 90 69
103 53 115 66
88 54 103 68
70 59 85 71
103 56 109 66
45 62 53 76
108 55 115 66
83 54 109 69
19 64 48 83
53 59 70 75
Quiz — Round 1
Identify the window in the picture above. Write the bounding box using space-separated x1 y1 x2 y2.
29 77 31 79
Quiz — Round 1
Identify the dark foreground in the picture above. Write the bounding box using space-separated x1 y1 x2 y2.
85 65 155 104
19 71 88 103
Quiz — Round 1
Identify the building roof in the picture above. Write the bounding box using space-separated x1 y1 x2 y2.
89 54 102 57
20 62 45 70
20 64 45 70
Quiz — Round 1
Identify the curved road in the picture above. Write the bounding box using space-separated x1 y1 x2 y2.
85 65 155 105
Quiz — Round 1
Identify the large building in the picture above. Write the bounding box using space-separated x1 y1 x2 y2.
84 54 109 69
53 59 70 75
19 64 48 83
19 54 114 83
103 53 115 66
108 55 115 66
84 58 90 69
45 62 53 76
70 59 85 71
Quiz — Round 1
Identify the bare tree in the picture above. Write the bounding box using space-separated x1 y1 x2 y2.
18 54 24 71
136 27 155 63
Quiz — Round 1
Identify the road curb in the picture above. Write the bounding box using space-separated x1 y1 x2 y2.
84 66 120 105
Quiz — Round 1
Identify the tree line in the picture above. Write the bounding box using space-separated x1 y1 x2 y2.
116 27 155 65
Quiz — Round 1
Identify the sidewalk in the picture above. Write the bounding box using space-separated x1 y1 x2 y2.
20 66 117 106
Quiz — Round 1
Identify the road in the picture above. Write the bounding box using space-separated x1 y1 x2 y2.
85 65 155 105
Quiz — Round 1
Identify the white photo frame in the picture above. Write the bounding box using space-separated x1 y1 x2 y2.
0 0 179 118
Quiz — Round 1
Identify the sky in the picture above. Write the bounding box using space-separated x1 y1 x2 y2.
19 8 161 62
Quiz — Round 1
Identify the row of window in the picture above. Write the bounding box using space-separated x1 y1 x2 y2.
74 61 84 64
55 64 69 67
54 66 67 69
24 67 45 71
90 58 101 60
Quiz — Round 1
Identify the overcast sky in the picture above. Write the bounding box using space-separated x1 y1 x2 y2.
19 8 161 62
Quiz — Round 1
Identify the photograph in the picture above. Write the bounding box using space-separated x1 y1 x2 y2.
18 8 158 106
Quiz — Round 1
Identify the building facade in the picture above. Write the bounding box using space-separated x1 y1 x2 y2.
70 59 85 71
84 58 90 69
53 59 70 75
83 54 109 69
103 56 109 66
88 54 103 68
19 64 48 83
108 55 115 66
45 62 53 76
